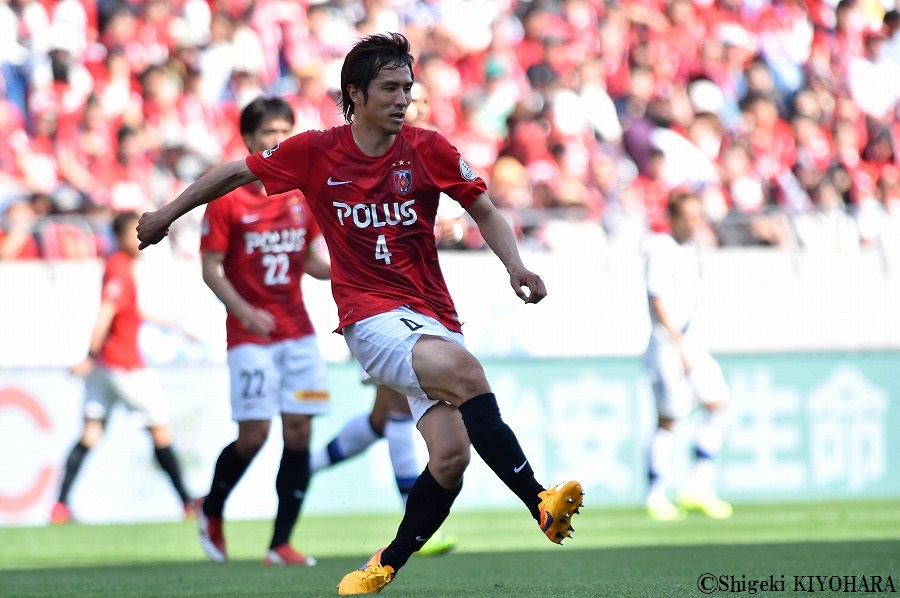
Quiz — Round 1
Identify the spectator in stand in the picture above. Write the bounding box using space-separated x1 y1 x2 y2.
847 29 900 125
0 0 897 257
0 200 40 259
793 175 861 251
855 165 900 259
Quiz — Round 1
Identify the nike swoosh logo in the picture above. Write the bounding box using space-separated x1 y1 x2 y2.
327 177 352 186
415 536 429 542
241 214 260 223
513 459 528 473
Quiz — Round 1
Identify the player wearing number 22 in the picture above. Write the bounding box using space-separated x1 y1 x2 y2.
137 33 583 595
196 97 331 567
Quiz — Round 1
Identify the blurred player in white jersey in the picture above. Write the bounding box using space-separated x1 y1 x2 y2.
643 190 733 521
196 97 330 566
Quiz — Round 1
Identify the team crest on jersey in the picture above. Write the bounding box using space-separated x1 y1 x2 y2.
392 169 413 195
262 143 279 158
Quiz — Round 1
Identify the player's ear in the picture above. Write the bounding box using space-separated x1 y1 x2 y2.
347 84 364 107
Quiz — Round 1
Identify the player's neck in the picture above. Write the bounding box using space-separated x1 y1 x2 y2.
350 121 397 157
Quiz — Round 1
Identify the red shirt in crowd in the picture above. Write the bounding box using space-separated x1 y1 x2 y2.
97 250 144 370
200 183 319 348
246 124 487 333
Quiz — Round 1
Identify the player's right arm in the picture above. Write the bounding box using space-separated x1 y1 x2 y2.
138 160 257 249
201 250 275 339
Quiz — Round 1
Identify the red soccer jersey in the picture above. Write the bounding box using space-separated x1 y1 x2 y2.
200 182 319 348
246 124 487 333
98 251 144 370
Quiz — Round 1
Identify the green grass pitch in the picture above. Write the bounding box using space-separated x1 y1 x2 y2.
1 500 898 597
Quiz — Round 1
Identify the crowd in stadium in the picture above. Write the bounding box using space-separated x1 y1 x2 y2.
0 0 898 260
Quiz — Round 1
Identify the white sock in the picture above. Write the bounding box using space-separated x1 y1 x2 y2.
385 412 418 506
310 413 380 473
687 407 730 494
647 427 674 501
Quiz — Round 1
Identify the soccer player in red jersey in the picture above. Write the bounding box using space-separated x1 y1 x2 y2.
50 211 194 525
137 33 583 594
196 97 330 567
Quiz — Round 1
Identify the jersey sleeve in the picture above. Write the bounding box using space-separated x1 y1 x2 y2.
644 235 673 298
101 259 127 308
200 194 232 253
246 131 312 196
423 131 487 208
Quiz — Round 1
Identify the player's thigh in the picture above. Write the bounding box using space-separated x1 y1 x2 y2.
278 335 331 417
646 347 694 420
227 343 283 422
686 349 730 406
411 336 489 404
110 367 171 427
343 307 467 422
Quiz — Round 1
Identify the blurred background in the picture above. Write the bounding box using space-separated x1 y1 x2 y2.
0 0 898 526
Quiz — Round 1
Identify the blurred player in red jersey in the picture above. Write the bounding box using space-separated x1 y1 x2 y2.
136 33 583 594
196 97 330 567
50 211 194 525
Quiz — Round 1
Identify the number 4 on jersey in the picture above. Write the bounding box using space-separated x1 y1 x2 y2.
375 234 392 264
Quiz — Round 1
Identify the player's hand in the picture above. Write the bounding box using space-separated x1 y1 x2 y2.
136 210 171 250
239 307 276 338
508 266 547 304
69 356 94 378
680 352 693 376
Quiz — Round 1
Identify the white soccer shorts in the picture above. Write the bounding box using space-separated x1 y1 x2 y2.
644 336 730 420
342 306 465 423
84 365 171 427
227 335 331 421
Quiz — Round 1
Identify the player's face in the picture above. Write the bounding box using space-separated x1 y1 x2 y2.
404 82 431 126
244 117 294 155
118 216 142 257
672 197 704 243
351 66 413 135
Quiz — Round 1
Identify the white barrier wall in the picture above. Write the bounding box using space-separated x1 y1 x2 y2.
2 248 899 369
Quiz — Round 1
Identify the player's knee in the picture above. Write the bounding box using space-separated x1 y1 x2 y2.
657 416 676 431
449 359 490 402
281 416 312 449
237 426 269 456
431 444 470 483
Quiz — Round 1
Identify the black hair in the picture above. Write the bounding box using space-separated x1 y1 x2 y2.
667 189 701 219
239 96 295 137
117 125 138 146
112 210 139 239
339 33 414 123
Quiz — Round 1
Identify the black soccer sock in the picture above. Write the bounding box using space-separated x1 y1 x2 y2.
154 445 192 505
380 467 462 572
203 441 253 518
58 442 90 504
270 448 311 548
458 393 544 520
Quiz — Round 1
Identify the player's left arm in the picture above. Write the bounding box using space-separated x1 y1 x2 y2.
465 193 547 304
